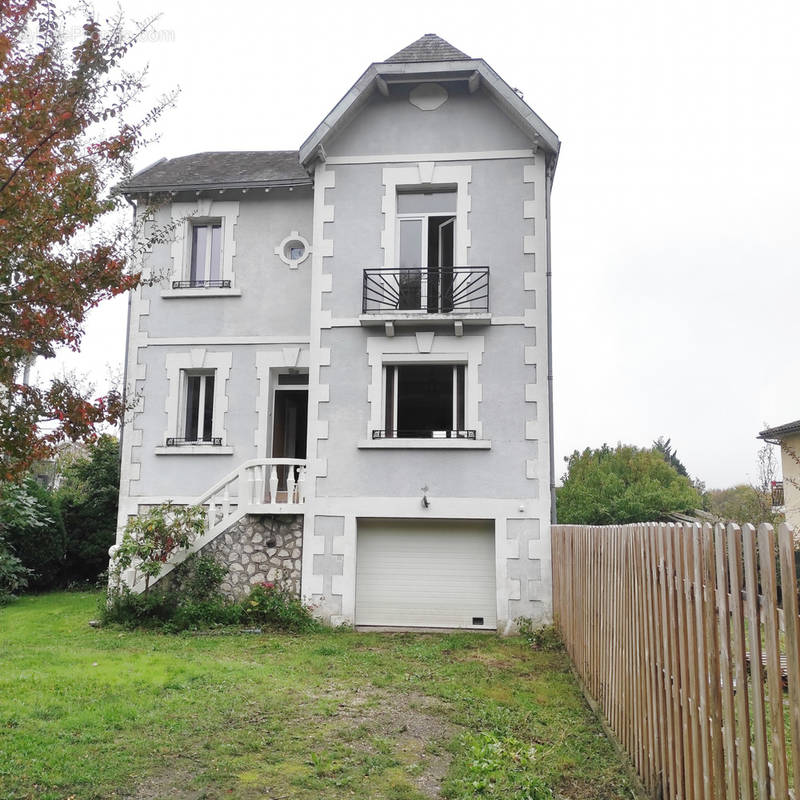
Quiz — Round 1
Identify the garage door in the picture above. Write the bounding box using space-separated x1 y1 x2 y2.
355 518 497 629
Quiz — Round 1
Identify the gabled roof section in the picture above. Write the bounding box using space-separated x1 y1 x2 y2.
759 420 800 441
123 151 311 194
299 35 560 171
385 33 470 63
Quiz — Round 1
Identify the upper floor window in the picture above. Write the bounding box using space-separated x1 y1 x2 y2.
188 220 223 287
166 200 240 295
397 189 455 266
363 187 489 315
396 189 457 312
377 363 471 439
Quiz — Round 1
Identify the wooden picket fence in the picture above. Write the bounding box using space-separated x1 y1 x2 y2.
552 522 800 800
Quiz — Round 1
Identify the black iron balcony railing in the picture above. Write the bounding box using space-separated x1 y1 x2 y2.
166 437 223 447
362 267 489 314
372 429 477 440
171 279 232 289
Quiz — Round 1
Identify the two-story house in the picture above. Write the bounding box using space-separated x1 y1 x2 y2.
114 34 560 632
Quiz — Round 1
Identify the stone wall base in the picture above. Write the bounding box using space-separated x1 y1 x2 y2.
199 514 303 600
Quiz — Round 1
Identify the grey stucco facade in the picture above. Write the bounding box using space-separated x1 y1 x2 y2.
115 35 559 632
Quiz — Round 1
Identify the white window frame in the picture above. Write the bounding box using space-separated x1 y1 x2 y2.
395 208 456 313
360 334 490 449
163 200 241 297
187 219 223 285
381 163 471 270
179 370 216 443
158 351 233 455
382 362 466 438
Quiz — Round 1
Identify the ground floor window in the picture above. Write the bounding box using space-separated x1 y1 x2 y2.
183 372 215 443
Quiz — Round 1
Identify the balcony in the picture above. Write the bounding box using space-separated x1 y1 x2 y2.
360 267 490 330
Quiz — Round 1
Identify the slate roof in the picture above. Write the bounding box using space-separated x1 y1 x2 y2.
123 150 310 193
385 34 470 63
759 420 800 440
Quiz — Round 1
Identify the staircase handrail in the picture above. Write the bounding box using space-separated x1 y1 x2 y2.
195 457 308 507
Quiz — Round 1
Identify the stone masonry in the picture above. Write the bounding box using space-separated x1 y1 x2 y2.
200 514 303 600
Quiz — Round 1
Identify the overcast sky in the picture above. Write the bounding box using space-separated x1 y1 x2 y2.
36 0 800 489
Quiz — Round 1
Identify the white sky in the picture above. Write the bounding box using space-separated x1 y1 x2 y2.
36 0 800 489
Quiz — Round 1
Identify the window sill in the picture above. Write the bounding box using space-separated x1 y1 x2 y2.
154 446 234 456
357 439 491 450
160 288 242 298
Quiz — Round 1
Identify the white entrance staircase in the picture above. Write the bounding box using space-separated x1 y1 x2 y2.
118 458 308 593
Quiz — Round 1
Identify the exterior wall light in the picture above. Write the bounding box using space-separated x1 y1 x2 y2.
421 486 430 508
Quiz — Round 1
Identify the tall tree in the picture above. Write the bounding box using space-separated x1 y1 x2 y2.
557 443 702 525
0 1 173 479
653 436 689 477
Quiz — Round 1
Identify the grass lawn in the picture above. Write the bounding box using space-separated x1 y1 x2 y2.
0 592 635 800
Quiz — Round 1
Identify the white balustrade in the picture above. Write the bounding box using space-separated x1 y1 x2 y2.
193 459 309 535
268 466 279 503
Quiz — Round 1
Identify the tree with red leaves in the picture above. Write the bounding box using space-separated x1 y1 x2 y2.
0 1 173 480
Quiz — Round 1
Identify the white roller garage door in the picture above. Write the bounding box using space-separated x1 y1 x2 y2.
355 518 497 629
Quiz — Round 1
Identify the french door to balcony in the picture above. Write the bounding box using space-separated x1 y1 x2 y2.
396 214 455 312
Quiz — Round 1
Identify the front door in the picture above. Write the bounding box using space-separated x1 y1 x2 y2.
272 389 308 490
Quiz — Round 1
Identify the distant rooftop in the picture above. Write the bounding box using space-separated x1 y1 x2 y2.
759 420 800 440
385 33 470 64
124 151 310 193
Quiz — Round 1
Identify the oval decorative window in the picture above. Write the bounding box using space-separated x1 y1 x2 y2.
275 231 311 268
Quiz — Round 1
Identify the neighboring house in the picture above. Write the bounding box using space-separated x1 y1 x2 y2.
758 421 799 529
31 441 89 491
114 34 559 632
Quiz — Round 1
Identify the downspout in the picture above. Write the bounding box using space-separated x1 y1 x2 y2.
545 158 557 524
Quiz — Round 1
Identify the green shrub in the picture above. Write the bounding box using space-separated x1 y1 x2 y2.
101 585 246 632
110 502 206 592
0 533 32 604
516 619 563 652
100 586 179 629
103 548 319 633
172 553 227 603
169 599 243 631
0 478 66 589
242 581 320 632
102 552 244 631
56 435 120 585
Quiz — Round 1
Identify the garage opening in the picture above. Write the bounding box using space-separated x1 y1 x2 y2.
355 518 496 629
